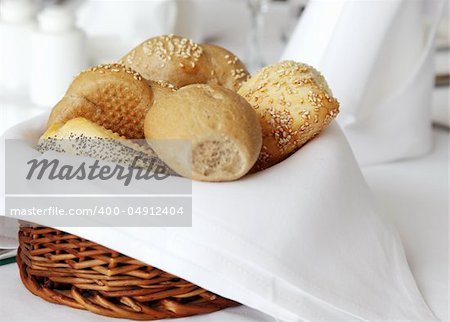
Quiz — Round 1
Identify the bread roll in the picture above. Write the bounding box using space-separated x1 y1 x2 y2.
202 43 250 91
144 84 262 181
47 63 175 139
40 117 173 174
42 117 123 141
238 61 339 170
120 35 249 91
120 35 213 88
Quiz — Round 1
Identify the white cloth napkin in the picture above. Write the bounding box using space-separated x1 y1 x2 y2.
282 0 444 165
0 114 437 321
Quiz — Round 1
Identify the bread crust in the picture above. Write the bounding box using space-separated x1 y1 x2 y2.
42 117 124 140
202 43 250 91
40 117 172 173
120 35 213 88
238 61 340 170
144 84 262 181
47 63 175 139
120 35 249 91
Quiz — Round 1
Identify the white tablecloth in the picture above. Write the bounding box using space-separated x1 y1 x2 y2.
361 127 449 321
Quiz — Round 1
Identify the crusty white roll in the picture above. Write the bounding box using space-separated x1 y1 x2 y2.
238 60 339 170
144 84 262 181
47 63 176 139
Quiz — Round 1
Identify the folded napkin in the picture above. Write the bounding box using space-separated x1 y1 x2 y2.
0 114 437 321
282 0 444 165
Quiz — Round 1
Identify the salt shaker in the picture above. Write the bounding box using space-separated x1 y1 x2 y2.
0 0 37 94
29 6 88 108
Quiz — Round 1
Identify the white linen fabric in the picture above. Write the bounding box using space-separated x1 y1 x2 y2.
1 127 447 322
282 0 444 165
362 127 449 322
0 114 437 321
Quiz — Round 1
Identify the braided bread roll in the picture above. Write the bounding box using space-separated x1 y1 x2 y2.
47 63 175 139
238 61 340 170
120 35 249 91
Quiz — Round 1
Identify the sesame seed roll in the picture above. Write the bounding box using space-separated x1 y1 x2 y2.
120 35 213 88
120 35 249 91
201 43 250 91
238 61 340 171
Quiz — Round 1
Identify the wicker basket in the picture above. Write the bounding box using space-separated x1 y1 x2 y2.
17 225 239 320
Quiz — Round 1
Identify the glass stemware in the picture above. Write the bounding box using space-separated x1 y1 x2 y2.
246 0 269 72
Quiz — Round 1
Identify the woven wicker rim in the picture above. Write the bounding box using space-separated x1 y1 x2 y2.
18 225 239 320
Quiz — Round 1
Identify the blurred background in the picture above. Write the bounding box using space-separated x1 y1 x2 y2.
0 0 448 137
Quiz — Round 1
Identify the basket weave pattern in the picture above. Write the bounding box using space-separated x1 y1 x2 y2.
17 226 239 320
